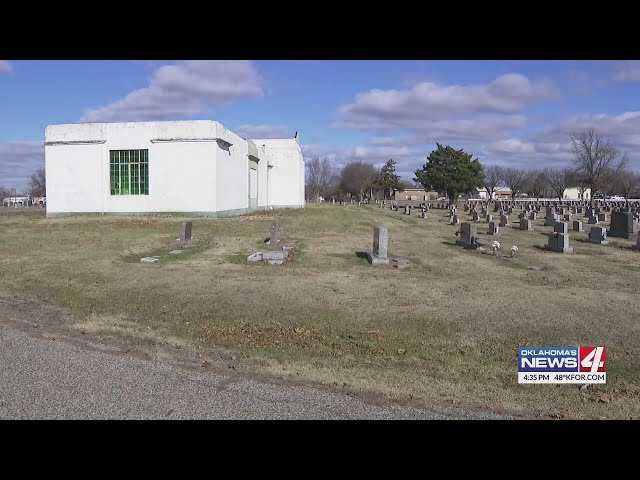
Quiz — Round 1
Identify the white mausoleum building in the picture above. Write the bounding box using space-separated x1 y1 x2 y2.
44 120 305 217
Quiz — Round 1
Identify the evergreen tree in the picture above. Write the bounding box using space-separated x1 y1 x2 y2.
413 143 484 202
371 159 405 200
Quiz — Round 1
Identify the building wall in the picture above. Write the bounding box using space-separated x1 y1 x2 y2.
256 146 269 208
251 138 305 208
477 188 512 200
395 189 438 201
215 127 249 215
44 121 296 217
45 143 104 213
563 187 591 200
542 187 591 200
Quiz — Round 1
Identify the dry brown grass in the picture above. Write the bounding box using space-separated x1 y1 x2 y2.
0 205 639 419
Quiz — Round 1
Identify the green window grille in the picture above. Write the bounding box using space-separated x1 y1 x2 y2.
110 149 149 195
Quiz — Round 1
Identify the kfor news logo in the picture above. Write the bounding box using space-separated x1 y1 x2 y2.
518 346 606 384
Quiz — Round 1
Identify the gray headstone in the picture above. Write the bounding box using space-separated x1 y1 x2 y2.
546 232 574 253
456 222 479 249
268 222 280 245
488 221 499 235
520 218 533 231
545 208 557 226
373 226 388 258
499 214 509 227
554 221 569 235
180 221 192 242
573 220 584 232
608 211 638 240
368 225 390 265
588 226 608 245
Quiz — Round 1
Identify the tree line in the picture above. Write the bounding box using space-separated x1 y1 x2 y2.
306 128 640 207
305 158 408 203
479 130 638 205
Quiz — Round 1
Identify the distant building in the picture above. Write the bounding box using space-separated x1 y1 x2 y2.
542 187 591 200
394 188 439 202
477 187 512 200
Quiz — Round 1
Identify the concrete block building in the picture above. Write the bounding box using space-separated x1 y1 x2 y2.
44 120 305 217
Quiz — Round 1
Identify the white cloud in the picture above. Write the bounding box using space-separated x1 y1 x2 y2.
486 139 536 155
329 72 640 173
336 73 557 132
367 136 396 146
481 138 573 170
0 141 44 192
611 61 640 82
0 60 13 74
479 111 640 170
81 60 263 122
545 111 640 141
334 74 555 164
234 124 291 139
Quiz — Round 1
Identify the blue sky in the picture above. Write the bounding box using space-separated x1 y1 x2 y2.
2 60 640 192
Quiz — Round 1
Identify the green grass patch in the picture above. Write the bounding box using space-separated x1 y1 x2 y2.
227 253 249 264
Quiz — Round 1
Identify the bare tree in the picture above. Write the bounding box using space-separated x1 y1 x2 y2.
501 167 527 201
29 168 46 198
338 161 377 201
544 167 576 202
305 158 336 203
523 169 547 198
482 164 504 201
0 186 10 205
612 166 640 206
571 129 628 207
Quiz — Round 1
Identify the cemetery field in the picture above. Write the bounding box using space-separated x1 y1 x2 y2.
0 205 639 419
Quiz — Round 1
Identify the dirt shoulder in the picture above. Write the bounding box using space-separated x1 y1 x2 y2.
1 292 515 417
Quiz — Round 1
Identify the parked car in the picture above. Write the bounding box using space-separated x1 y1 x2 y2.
436 196 448 201
607 195 625 201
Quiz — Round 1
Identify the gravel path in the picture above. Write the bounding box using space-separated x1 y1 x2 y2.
0 323 512 419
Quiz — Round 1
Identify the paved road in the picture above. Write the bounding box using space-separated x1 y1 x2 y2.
0 324 511 420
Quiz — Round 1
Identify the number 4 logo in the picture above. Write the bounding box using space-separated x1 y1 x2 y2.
579 347 606 373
